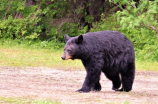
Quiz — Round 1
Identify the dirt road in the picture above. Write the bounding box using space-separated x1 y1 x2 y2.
0 66 158 104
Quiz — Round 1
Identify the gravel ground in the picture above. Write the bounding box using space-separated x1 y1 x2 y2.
0 66 158 104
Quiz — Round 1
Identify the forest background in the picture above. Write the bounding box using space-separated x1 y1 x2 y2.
0 0 158 67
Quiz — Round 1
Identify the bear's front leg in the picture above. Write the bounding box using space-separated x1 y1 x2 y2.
91 81 101 91
76 71 101 93
76 58 103 93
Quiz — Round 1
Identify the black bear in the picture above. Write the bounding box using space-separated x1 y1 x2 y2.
61 30 135 92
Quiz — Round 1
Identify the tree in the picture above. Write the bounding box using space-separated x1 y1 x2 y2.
110 0 158 37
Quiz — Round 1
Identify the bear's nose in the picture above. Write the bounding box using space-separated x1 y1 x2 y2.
61 56 65 60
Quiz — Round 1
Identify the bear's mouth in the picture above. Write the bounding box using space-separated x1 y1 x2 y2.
61 53 72 60
65 55 72 60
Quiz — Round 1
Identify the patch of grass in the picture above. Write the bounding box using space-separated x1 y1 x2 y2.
0 48 84 70
0 97 61 104
124 101 130 104
32 99 61 104
0 39 84 70
105 101 130 104
136 60 158 71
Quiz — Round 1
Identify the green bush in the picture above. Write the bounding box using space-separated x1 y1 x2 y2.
0 0 42 40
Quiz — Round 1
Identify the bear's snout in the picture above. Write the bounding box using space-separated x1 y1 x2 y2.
61 56 65 60
61 52 72 60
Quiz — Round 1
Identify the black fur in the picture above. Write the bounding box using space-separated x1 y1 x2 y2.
62 30 135 92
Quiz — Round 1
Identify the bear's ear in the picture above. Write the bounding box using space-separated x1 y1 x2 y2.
64 34 70 43
76 35 83 44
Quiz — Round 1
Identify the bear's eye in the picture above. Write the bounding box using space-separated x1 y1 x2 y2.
67 49 71 52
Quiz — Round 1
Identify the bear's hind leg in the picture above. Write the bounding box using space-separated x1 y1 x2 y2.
106 74 121 91
92 81 101 91
112 74 121 91
120 63 135 92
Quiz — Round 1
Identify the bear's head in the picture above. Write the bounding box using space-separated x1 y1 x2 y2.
61 34 83 60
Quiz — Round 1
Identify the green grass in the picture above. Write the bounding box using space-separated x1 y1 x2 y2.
0 97 61 104
136 60 158 71
0 47 84 70
0 39 84 70
0 39 158 71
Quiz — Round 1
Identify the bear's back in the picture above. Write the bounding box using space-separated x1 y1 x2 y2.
82 30 133 52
